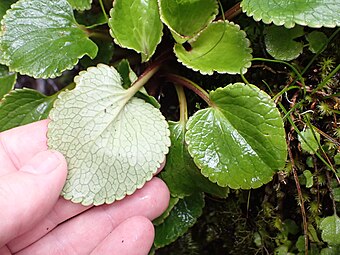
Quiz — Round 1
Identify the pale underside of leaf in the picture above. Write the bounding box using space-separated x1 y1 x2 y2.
174 21 252 75
48 64 170 205
185 83 287 189
241 0 340 28
0 0 98 78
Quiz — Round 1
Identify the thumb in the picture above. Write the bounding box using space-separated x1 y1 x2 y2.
0 150 67 246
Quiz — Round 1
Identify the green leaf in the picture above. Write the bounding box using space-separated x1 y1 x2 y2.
185 83 287 189
321 246 340 255
241 0 340 28
160 121 229 198
174 21 252 75
0 0 16 21
298 128 320 154
0 89 55 132
67 0 92 11
109 0 163 62
154 192 204 248
158 0 218 38
306 31 328 53
320 214 340 245
264 25 304 61
48 64 170 205
0 0 98 78
335 153 340 165
333 187 340 202
0 64 16 99
153 196 180 226
303 170 313 188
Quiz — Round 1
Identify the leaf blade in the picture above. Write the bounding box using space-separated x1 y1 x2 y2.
109 0 163 62
174 21 252 75
48 64 170 205
185 83 287 189
0 0 98 78
241 0 340 28
0 88 55 132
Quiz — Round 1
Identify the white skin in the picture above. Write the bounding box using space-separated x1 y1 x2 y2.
0 120 170 255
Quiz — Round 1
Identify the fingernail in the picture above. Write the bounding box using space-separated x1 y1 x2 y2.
21 150 64 175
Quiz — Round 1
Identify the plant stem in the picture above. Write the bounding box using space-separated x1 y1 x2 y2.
312 64 340 94
128 53 170 95
99 0 109 22
287 135 309 255
251 58 306 92
164 74 212 107
218 2 242 21
302 28 340 75
174 84 188 124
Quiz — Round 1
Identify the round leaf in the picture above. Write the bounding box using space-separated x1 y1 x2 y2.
109 0 163 62
306 31 328 53
68 0 92 11
264 25 304 61
48 64 170 206
154 192 204 248
160 121 229 198
241 0 340 28
185 83 287 189
158 0 218 38
298 128 320 154
174 21 252 75
320 214 340 245
0 88 55 132
0 64 16 99
0 0 98 78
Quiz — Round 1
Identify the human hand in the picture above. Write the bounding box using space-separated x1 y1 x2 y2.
0 120 170 255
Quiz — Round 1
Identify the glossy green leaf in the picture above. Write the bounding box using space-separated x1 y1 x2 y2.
67 0 92 11
298 128 320 154
306 31 328 53
264 25 304 61
153 196 180 226
174 21 252 75
185 83 287 189
0 64 16 99
109 0 163 62
333 188 340 202
241 0 340 28
0 89 55 132
160 121 229 198
48 64 170 205
320 214 340 245
154 192 204 248
158 0 218 38
303 170 313 188
0 0 98 78
0 0 16 21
